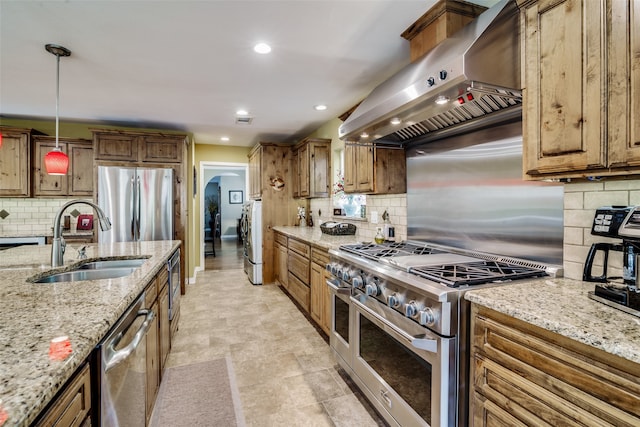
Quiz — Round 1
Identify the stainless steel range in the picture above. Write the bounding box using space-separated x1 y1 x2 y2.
326 240 560 427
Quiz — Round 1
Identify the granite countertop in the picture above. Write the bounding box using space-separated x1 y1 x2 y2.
465 277 640 365
0 231 94 239
0 240 180 427
272 225 362 250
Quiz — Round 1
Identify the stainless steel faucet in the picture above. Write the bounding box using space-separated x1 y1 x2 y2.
51 200 112 267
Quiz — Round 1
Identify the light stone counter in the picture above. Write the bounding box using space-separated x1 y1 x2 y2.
465 277 640 365
0 240 180 427
272 226 362 251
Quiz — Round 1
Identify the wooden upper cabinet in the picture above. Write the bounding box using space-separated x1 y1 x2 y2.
0 127 34 197
607 0 640 168
92 129 185 164
33 136 93 197
344 143 406 194
293 137 331 199
520 0 640 179
248 144 263 200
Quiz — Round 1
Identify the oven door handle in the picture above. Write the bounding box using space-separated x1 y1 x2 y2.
351 296 439 353
326 279 351 295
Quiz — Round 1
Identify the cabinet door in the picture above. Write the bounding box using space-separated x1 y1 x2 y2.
68 142 93 196
291 149 300 198
278 243 288 289
0 129 30 197
356 144 374 193
521 0 605 176
248 147 262 200
343 143 357 193
94 133 137 161
298 143 310 197
140 135 183 163
310 262 323 326
159 283 170 374
33 139 67 196
34 363 91 427
309 142 330 197
145 300 160 424
608 0 640 167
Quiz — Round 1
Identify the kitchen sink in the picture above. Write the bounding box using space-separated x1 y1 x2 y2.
78 259 147 270
33 267 138 283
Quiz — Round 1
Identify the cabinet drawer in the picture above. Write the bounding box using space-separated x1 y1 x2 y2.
156 266 169 292
288 238 310 257
288 249 309 283
35 363 91 427
311 247 329 266
274 232 287 247
287 271 310 312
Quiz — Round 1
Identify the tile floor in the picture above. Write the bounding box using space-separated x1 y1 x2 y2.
165 259 388 426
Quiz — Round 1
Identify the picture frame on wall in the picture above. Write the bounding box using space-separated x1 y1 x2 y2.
229 190 243 204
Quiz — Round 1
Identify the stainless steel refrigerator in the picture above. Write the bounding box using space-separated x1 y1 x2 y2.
97 166 174 243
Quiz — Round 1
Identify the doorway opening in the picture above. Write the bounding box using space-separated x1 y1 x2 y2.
199 161 248 269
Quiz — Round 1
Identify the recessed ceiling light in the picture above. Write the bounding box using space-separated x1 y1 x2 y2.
253 43 271 54
220 136 230 142
236 109 249 116
314 104 327 111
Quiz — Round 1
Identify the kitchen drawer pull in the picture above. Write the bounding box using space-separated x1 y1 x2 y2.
104 309 155 372
351 296 438 353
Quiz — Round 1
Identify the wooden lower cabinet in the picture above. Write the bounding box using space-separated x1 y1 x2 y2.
145 299 159 425
159 282 170 374
34 363 91 427
470 304 640 427
287 271 310 311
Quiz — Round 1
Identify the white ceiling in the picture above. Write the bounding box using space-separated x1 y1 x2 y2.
0 0 497 147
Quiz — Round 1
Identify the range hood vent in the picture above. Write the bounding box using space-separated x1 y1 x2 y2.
339 0 521 147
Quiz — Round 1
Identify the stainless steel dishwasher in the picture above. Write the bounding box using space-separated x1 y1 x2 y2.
95 292 155 426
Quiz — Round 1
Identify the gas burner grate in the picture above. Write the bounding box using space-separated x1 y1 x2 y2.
339 241 446 261
409 260 547 287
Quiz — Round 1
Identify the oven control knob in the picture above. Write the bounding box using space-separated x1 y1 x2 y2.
388 293 402 308
419 308 437 326
405 301 418 318
352 275 364 288
341 269 353 282
325 263 333 273
365 283 379 296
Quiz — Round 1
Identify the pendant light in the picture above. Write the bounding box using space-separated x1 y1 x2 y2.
44 44 71 175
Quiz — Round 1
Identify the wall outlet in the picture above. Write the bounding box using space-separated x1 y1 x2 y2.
371 211 378 223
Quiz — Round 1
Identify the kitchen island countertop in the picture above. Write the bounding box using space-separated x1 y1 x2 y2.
465 277 640 365
273 225 361 251
0 240 180 427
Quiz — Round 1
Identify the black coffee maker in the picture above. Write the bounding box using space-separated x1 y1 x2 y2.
583 206 640 314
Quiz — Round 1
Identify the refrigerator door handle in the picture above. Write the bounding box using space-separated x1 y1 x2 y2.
135 175 141 240
130 175 136 240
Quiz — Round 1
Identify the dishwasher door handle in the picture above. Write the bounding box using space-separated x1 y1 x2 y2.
105 309 155 373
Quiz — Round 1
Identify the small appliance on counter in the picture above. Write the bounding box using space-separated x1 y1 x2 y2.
583 206 640 317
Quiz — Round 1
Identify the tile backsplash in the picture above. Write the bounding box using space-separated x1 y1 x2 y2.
310 194 407 242
0 198 94 237
563 179 640 280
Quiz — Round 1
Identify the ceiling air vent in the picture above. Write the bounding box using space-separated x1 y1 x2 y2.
235 116 253 125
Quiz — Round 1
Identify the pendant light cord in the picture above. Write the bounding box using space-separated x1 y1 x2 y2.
55 53 60 150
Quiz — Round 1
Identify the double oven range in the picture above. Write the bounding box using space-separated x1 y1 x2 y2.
326 240 560 427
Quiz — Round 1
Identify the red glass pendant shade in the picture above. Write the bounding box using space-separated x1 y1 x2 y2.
44 147 69 175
